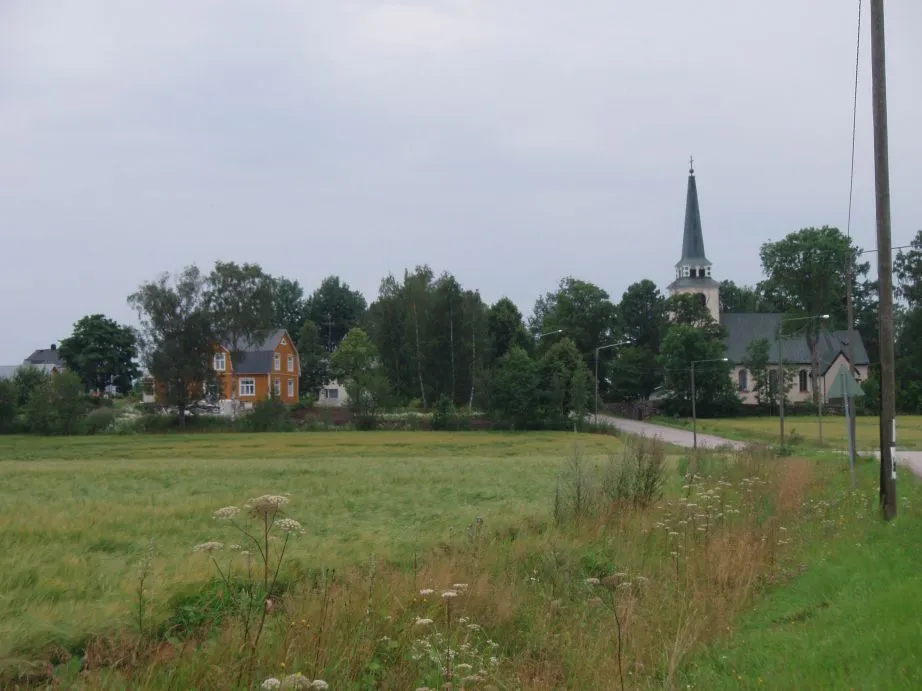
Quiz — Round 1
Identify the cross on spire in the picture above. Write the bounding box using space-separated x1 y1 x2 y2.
689 155 694 174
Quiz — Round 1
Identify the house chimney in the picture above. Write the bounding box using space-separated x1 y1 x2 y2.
51 344 57 351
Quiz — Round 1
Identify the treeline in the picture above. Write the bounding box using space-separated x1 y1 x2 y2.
17 224 922 434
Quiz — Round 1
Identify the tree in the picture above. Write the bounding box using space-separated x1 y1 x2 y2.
128 266 216 426
658 325 738 418
272 277 307 340
538 337 592 426
24 371 88 435
608 346 660 401
894 230 922 306
665 293 722 335
487 297 531 363
305 276 368 351
205 261 276 409
329 327 391 415
742 338 772 407
618 280 667 352
58 314 140 394
759 226 872 404
296 320 329 397
719 280 765 313
488 346 541 429
530 277 619 390
0 379 17 433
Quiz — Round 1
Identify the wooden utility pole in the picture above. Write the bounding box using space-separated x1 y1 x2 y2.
869 0 897 520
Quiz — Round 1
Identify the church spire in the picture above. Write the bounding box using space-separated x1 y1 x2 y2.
677 156 710 268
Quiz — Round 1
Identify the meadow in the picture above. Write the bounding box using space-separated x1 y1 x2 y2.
660 414 922 451
1 430 920 689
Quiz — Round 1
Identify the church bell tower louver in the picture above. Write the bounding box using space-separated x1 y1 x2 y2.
667 158 720 323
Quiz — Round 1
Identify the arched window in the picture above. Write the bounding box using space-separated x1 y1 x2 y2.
799 370 809 393
738 369 748 392
698 293 707 307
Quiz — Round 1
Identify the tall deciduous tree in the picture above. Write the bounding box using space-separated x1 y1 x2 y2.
205 261 276 407
487 297 531 364
530 277 618 390
759 226 872 403
718 280 767 313
58 314 140 394
128 266 216 426
272 277 307 340
305 276 368 351
329 327 391 415
608 346 660 402
296 320 329 397
658 324 738 418
618 280 667 352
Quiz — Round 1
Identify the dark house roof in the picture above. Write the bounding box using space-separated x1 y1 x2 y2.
24 346 63 367
721 313 870 372
221 329 293 374
676 165 710 268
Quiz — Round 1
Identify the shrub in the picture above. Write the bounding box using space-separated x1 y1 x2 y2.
84 407 117 435
237 397 294 433
23 372 88 435
0 380 17 434
431 394 459 431
602 435 667 508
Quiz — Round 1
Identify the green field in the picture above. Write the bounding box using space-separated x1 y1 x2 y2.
664 414 922 451
0 431 624 660
2 430 921 689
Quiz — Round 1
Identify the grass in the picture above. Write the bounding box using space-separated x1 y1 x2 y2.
679 459 922 690
0 431 626 662
653 414 922 451
3 430 921 689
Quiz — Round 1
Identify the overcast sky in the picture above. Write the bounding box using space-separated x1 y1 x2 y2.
2 1 920 363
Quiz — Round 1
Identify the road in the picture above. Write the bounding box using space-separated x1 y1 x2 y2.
592 414 747 450
593 413 922 479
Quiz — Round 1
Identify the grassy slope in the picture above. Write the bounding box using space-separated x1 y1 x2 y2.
679 460 922 690
0 431 623 658
653 414 922 450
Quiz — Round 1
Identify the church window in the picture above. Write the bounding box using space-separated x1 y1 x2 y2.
698 293 707 307
705 266 711 277
738 369 748 392
682 266 690 277
799 370 809 392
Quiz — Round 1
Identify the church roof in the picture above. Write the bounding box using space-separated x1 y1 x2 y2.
675 162 710 268
720 312 870 370
667 276 720 291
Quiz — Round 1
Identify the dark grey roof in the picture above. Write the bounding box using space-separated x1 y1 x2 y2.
221 329 292 374
24 347 63 366
720 313 870 370
675 168 710 268
666 276 721 291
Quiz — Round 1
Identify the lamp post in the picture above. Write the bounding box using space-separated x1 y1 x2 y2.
536 329 563 341
776 314 829 448
691 357 728 449
595 341 629 419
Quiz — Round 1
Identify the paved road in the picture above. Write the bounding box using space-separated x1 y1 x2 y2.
593 414 922 479
592 414 747 450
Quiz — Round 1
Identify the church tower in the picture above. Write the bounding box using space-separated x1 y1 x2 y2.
667 159 720 322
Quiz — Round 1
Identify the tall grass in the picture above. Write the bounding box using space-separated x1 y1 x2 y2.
48 442 823 690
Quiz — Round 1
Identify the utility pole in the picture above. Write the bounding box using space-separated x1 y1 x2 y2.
845 251 858 475
870 0 897 520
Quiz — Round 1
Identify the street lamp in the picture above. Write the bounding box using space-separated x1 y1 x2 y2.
595 341 629 418
776 314 830 448
536 329 564 341
691 357 729 449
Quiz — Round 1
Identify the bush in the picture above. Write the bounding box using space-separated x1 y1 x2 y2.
84 407 117 435
602 435 667 509
431 394 459 431
0 380 17 434
237 397 294 433
23 372 88 435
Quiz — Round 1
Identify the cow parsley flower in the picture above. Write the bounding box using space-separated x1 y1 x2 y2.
192 541 223 553
276 518 304 535
213 506 241 520
261 678 281 690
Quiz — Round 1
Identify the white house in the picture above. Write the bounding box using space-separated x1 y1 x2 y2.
315 379 350 407
666 162 870 405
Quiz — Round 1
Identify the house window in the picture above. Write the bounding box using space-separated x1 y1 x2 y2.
287 354 294 372
738 369 748 392
273 353 281 371
326 388 339 400
239 378 256 397
214 353 226 371
273 378 281 397
287 378 295 398
799 370 809 392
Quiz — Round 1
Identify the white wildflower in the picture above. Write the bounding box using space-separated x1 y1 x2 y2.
452 583 469 591
585 577 601 585
489 656 499 666
310 681 329 690
213 506 241 520
415 617 434 626
419 588 435 596
441 590 458 599
246 494 290 517
456 663 473 673
192 541 224 553
261 679 282 690
280 672 311 690
229 544 242 551
276 518 304 535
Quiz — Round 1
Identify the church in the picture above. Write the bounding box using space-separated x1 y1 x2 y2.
665 161 870 405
